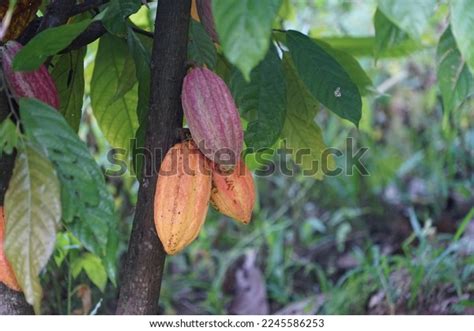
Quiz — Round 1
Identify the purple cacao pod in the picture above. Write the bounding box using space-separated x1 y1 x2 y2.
196 0 219 42
1 41 60 109
182 67 243 166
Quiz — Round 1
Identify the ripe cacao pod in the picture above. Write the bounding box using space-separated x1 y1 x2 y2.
191 0 200 22
196 0 218 42
1 41 60 109
210 159 256 224
182 67 243 167
0 206 21 291
154 140 212 255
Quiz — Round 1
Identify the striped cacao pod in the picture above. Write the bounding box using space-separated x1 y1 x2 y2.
196 0 218 42
211 159 256 224
1 41 60 108
182 67 243 167
154 141 212 255
0 206 21 291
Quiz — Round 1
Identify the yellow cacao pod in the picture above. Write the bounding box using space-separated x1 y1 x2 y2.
210 159 256 224
191 0 200 22
154 141 212 255
0 206 21 291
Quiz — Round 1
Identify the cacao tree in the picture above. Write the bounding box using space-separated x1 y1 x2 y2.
0 0 472 315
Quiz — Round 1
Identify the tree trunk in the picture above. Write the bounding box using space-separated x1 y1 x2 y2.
116 0 191 314
0 91 33 315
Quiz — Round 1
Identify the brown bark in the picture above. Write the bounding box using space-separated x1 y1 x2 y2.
116 0 191 314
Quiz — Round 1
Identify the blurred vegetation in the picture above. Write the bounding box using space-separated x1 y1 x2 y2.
38 0 473 315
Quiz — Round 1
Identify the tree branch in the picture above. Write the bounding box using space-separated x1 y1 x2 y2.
69 0 110 17
116 0 191 315
61 21 107 53
37 0 76 33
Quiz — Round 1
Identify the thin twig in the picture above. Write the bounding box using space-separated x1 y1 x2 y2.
132 26 154 38
69 0 110 17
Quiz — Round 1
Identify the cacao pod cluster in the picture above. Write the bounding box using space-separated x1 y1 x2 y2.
0 206 21 291
1 41 60 108
154 67 255 255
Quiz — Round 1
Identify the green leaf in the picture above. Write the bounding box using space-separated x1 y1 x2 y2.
127 28 152 179
313 39 373 95
71 253 108 292
91 33 139 153
12 20 91 71
450 0 474 73
281 55 334 180
19 98 118 284
436 26 473 114
230 46 286 150
109 54 137 105
287 30 362 126
188 20 217 69
4 144 61 314
318 36 424 58
213 0 282 80
101 0 142 36
377 0 436 39
0 118 18 155
374 9 413 59
51 48 86 132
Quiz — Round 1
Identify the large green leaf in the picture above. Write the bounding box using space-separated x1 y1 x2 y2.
317 36 424 58
281 55 334 180
450 0 474 73
377 0 436 39
373 9 413 60
313 39 373 95
91 33 139 153
4 144 61 314
101 0 142 36
51 48 86 132
13 20 91 71
230 46 286 150
287 30 362 126
188 20 217 69
436 26 473 114
19 98 118 284
212 0 282 80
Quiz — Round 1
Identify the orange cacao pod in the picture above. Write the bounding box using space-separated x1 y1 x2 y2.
191 0 200 22
1 41 60 108
0 206 21 291
210 159 256 224
154 141 212 255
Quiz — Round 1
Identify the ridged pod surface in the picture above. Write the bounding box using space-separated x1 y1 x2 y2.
0 206 21 291
196 0 218 42
182 67 243 166
154 141 212 255
1 41 60 108
210 159 256 224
